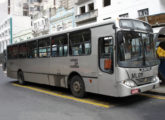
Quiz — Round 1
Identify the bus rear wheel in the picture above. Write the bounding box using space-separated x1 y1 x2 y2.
70 75 85 98
17 71 25 85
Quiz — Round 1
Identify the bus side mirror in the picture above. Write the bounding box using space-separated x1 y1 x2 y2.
104 59 112 70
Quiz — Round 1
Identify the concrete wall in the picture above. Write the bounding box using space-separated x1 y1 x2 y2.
97 0 165 21
0 0 8 24
13 28 33 43
12 16 31 34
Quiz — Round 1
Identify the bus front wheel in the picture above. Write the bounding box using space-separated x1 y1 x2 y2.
70 75 85 98
17 71 25 85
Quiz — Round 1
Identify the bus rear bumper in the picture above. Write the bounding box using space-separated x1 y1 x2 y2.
117 81 160 97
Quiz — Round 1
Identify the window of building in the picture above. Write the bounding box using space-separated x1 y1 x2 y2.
51 34 68 57
23 11 29 16
8 0 10 5
80 6 85 14
88 3 94 12
19 43 27 58
119 13 129 18
27 40 38 58
103 0 111 7
138 8 149 17
38 37 50 58
8 7 10 14
69 29 91 56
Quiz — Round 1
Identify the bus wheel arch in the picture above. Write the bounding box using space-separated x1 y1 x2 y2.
17 69 25 85
67 72 86 98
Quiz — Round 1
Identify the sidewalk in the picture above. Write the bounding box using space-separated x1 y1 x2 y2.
149 83 165 96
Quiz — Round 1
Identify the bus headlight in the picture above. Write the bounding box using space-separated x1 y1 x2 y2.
152 76 159 83
123 80 136 87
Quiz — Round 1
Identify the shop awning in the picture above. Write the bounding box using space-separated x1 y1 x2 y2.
153 27 165 35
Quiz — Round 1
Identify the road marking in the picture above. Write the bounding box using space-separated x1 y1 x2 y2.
12 83 111 108
140 93 165 100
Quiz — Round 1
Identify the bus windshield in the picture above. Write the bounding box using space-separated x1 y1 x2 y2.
117 31 159 68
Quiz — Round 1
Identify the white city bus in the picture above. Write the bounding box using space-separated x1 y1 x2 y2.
7 18 160 97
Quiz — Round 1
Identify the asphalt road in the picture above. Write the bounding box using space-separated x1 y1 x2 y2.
0 67 165 120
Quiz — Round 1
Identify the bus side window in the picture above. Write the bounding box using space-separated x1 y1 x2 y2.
19 43 27 59
69 29 91 56
51 34 68 57
38 37 50 58
27 41 38 58
9 45 18 59
99 36 113 73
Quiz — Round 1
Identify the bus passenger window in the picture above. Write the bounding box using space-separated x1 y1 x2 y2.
38 37 50 58
51 34 68 57
19 43 27 58
69 29 91 56
99 36 113 73
27 41 38 58
7 45 18 59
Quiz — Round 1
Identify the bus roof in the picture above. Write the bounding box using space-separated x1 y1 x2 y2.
8 18 150 47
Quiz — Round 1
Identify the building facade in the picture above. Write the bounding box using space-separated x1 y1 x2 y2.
31 0 75 36
74 0 97 26
8 0 29 16
13 28 33 43
50 0 75 33
0 16 31 53
0 0 8 24
0 17 10 53
97 0 165 21
30 0 54 37
74 0 165 25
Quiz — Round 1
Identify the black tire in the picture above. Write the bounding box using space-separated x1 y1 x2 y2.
17 71 25 85
70 75 86 98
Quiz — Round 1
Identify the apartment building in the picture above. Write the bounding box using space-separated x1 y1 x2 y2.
0 18 10 53
74 0 97 26
74 0 165 25
0 0 8 24
8 0 29 16
31 0 54 37
50 0 75 33
97 0 165 21
0 16 32 53
31 0 75 36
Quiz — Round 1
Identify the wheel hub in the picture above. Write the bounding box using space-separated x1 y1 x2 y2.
73 81 81 92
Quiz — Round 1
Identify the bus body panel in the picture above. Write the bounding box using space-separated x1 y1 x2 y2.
91 24 118 96
7 60 19 78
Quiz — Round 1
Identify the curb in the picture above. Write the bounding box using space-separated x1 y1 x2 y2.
146 91 165 96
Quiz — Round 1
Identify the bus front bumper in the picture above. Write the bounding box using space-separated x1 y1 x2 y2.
117 80 160 97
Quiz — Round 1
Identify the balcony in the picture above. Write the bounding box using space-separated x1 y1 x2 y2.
75 0 90 5
23 3 29 10
75 9 98 24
